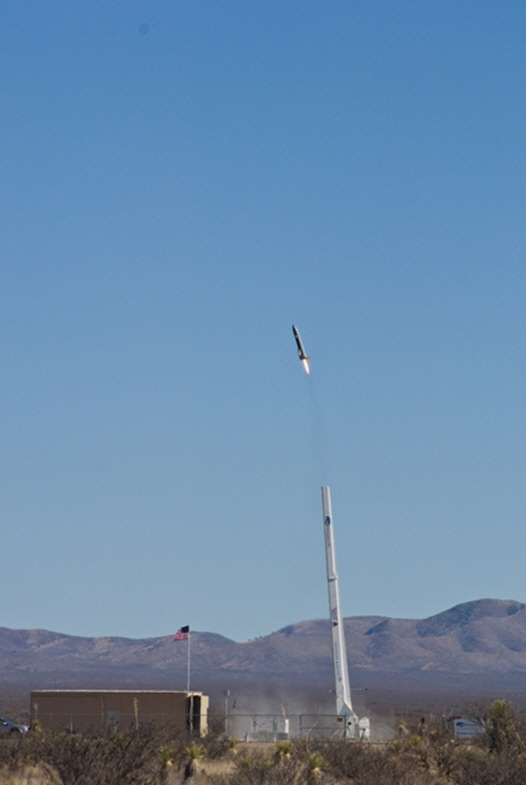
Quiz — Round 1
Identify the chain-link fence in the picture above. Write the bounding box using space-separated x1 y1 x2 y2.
35 709 352 740
216 713 349 740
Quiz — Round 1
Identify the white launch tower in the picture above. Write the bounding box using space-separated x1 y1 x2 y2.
322 486 370 740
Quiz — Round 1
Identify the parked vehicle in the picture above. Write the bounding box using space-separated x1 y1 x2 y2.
0 717 29 734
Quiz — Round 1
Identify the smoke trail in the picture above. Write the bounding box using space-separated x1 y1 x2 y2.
306 374 332 486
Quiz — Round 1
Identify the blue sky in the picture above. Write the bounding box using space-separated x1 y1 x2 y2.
2 1 526 642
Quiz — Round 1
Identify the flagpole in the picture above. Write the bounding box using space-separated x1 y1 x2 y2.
186 631 191 693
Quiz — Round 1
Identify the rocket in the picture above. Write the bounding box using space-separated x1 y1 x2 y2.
292 325 311 374
292 325 310 361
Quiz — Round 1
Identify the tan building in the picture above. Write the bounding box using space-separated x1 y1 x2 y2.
30 690 208 735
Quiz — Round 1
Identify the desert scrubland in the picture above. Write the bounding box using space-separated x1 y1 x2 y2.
0 700 525 785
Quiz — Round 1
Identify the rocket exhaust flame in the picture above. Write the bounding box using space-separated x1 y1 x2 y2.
302 358 310 375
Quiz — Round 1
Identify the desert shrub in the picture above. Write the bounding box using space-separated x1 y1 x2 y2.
0 726 185 785
219 750 315 785
276 741 293 754
12 721 526 785
388 730 456 777
482 700 519 754
274 741 294 761
446 746 526 785
0 733 25 769
313 739 387 783
306 750 326 776
45 729 168 785
199 728 232 760
432 738 459 779
0 762 60 785
302 736 465 785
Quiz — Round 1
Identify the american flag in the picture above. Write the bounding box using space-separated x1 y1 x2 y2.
173 625 190 641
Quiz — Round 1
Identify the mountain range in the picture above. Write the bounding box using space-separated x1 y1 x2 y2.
3 599 526 692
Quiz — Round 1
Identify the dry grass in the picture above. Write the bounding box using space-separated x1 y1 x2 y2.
0 763 60 785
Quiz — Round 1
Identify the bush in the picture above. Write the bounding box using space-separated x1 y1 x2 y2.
3 709 526 785
0 726 184 785
482 700 519 754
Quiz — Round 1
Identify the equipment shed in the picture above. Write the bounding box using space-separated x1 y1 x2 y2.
30 690 208 735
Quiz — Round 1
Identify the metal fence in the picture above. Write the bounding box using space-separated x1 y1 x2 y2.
35 710 350 740
220 713 349 741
